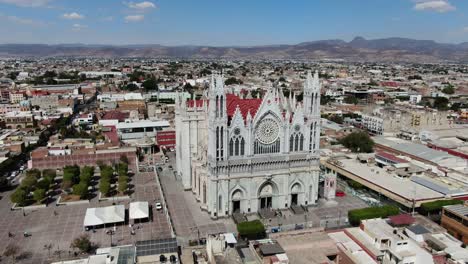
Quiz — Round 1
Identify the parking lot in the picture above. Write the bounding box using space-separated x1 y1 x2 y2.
0 170 172 264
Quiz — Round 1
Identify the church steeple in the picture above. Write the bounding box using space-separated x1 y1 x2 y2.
208 72 228 162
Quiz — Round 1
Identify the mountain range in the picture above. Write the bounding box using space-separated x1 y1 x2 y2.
1 37 467 62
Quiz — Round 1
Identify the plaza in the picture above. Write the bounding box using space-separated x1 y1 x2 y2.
0 171 172 264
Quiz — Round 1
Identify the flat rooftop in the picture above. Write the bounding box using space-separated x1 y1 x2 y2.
336 158 444 201
273 230 338 264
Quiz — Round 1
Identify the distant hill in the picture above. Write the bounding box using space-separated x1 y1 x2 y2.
1 37 467 62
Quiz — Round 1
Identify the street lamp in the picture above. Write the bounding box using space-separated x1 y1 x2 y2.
107 230 115 247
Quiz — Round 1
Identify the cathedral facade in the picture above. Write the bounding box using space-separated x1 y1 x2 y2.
175 71 322 219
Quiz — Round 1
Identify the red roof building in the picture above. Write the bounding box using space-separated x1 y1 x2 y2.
156 130 176 149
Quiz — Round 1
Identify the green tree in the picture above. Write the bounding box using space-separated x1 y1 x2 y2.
71 234 93 253
10 188 28 206
36 178 51 191
118 177 128 194
80 166 94 185
21 176 37 190
63 165 80 185
340 131 374 153
142 78 158 91
124 83 139 91
442 84 455 95
26 169 41 179
33 189 46 203
433 97 449 110
120 155 129 164
42 169 56 182
99 180 111 197
118 162 128 177
73 182 89 199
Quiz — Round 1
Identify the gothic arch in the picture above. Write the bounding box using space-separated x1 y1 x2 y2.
291 183 302 193
289 179 305 193
230 184 248 199
231 190 244 201
257 180 279 197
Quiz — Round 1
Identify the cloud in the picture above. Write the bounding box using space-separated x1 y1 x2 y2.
125 14 144 22
62 12 84 20
463 26 468 33
0 0 52 7
126 1 156 10
413 0 456 13
72 23 87 31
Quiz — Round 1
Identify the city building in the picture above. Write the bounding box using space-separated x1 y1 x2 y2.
362 114 384 135
116 120 170 141
175 72 322 218
441 204 468 244
2 111 35 129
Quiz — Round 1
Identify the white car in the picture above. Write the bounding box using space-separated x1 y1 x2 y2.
155 202 162 211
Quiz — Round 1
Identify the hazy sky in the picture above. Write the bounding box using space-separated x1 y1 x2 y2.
0 0 467 45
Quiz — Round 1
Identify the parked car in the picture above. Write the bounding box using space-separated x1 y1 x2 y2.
155 202 163 211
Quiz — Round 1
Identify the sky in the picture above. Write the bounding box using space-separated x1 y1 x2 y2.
0 0 467 45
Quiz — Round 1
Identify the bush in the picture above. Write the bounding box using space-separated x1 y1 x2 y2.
348 205 399 226
340 131 374 153
237 220 266 240
73 182 89 199
420 199 463 215
26 169 41 179
99 179 111 197
71 234 93 253
10 188 28 206
33 188 46 202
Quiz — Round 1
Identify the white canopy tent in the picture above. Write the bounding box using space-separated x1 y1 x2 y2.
129 201 149 220
83 205 125 227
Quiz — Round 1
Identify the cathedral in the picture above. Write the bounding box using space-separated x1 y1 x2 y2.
175 71 322 219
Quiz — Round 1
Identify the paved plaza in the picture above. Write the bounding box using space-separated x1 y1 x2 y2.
0 170 172 264
158 163 236 243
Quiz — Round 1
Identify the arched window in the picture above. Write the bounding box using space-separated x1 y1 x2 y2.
229 132 245 157
229 139 234 156
290 131 304 152
240 138 245 155
220 96 224 117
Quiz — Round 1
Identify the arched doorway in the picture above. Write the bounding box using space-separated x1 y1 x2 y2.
290 183 302 206
258 182 277 210
231 190 243 213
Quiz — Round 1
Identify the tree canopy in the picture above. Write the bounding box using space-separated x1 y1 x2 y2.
340 131 374 153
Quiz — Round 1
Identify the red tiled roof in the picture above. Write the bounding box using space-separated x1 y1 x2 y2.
103 126 119 145
186 94 263 121
226 94 262 120
380 81 399 87
389 214 415 226
101 111 129 122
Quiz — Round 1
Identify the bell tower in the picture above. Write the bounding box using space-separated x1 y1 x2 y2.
207 72 228 162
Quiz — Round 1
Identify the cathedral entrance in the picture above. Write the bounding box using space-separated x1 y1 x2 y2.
260 197 272 209
291 193 298 206
258 182 276 210
232 200 241 213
